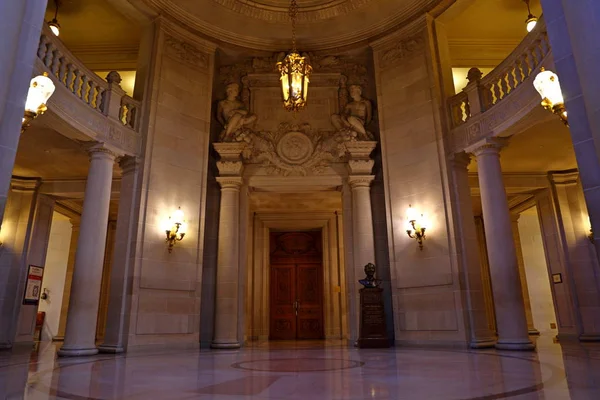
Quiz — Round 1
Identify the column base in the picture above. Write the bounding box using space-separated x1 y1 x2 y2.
210 341 241 349
97 344 125 354
579 333 600 342
528 328 540 336
469 338 497 349
57 346 99 357
495 339 535 351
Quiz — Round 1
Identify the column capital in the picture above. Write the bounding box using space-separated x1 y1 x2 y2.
548 170 579 186
10 177 41 193
82 142 119 160
117 155 139 175
348 175 375 189
450 151 472 170
216 176 243 190
213 142 247 161
466 138 508 157
216 161 244 177
347 159 375 175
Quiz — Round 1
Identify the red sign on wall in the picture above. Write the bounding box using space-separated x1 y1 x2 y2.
23 265 44 305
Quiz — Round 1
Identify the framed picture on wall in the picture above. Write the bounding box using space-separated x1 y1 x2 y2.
22 265 44 305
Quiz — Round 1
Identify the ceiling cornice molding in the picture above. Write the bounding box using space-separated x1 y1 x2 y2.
138 0 450 51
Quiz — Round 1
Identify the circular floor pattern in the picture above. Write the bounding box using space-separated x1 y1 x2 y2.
17 347 570 400
231 357 364 372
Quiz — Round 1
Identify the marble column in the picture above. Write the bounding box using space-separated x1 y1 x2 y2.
345 141 378 342
511 214 539 335
211 177 242 349
541 0 600 265
56 219 80 340
58 144 117 356
211 142 245 349
469 139 534 350
99 156 139 353
450 152 496 347
0 178 40 348
0 0 48 226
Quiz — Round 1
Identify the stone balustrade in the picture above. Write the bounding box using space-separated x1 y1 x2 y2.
448 17 553 153
33 25 142 156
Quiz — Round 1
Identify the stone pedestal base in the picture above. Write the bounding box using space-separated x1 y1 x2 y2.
97 344 125 354
357 288 390 349
210 341 241 349
57 346 99 357
579 334 600 342
495 340 535 351
469 338 497 349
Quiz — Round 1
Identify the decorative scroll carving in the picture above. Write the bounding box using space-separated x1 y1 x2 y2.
379 34 425 69
228 122 353 176
164 36 209 69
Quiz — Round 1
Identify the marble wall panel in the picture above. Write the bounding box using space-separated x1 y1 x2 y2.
125 27 216 346
372 21 467 345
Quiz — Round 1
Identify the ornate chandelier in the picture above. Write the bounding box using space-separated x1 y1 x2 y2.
277 0 312 112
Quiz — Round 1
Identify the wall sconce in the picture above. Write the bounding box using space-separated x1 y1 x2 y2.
165 207 186 253
533 68 568 126
588 216 594 243
406 205 427 250
22 72 56 133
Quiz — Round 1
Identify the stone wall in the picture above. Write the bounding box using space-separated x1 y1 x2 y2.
371 17 471 346
124 22 217 348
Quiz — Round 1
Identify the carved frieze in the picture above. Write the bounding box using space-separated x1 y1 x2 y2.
379 34 425 69
450 81 543 153
227 122 354 176
164 35 209 69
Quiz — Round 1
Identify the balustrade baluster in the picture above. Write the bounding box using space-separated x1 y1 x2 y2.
80 75 90 103
541 34 550 56
58 60 68 84
506 67 517 92
37 36 48 59
73 70 82 97
44 43 55 68
66 65 76 92
498 75 508 100
51 52 62 77
96 88 105 112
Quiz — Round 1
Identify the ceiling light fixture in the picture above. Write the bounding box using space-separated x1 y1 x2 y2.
48 0 61 36
523 0 538 32
276 0 312 112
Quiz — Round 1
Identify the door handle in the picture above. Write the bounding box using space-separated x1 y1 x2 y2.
294 300 299 316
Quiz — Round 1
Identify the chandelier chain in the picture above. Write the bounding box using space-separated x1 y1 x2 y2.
289 0 298 52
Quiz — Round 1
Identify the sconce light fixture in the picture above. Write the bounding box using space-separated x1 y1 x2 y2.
588 216 594 243
165 207 186 253
533 68 568 126
22 72 56 133
523 0 538 32
406 205 427 250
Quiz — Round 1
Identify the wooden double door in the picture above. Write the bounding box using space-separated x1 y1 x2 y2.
269 231 324 340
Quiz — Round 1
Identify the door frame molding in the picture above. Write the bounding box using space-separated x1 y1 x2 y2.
246 212 348 341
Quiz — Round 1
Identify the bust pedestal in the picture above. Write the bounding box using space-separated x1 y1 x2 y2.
357 287 390 348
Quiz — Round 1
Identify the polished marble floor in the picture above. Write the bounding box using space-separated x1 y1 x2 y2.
1 336 599 399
